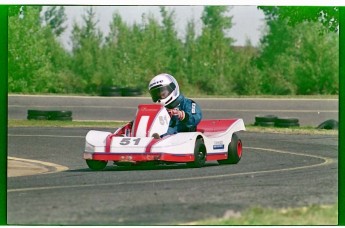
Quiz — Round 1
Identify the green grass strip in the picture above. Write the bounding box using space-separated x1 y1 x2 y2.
8 119 127 128
8 120 338 136
187 204 338 225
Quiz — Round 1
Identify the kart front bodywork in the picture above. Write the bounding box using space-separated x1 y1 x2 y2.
83 104 245 170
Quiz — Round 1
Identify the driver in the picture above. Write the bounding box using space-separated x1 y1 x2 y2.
148 73 202 138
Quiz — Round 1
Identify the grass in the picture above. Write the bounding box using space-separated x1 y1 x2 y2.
246 124 338 135
7 119 128 128
8 119 338 135
186 204 338 225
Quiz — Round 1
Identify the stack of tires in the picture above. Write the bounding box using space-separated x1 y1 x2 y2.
100 86 142 97
100 86 122 96
254 115 277 127
121 87 142 96
27 110 73 121
274 117 300 128
254 115 300 128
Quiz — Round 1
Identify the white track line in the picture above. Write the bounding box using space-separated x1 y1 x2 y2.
7 146 334 193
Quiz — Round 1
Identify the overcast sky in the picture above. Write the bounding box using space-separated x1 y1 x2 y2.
58 5 266 50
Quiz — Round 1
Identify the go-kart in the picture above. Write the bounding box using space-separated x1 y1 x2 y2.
83 104 245 170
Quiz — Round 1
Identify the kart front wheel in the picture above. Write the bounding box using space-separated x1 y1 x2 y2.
187 138 206 168
86 160 108 170
218 133 242 165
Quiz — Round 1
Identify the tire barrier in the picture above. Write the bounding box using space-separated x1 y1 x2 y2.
316 119 338 130
27 110 50 120
254 115 277 127
100 86 142 97
27 110 73 121
121 87 142 96
100 86 122 96
254 115 300 128
274 117 300 128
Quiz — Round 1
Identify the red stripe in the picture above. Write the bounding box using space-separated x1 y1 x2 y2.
132 104 163 137
145 138 160 153
92 153 194 162
145 135 172 153
206 153 228 161
105 122 133 153
105 134 116 153
89 152 228 162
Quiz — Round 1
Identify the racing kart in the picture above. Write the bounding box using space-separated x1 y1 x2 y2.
83 104 245 170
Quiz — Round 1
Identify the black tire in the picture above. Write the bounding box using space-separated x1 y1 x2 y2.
28 110 50 116
86 160 108 171
187 138 206 168
275 117 299 123
316 119 338 130
27 110 73 120
27 115 49 120
114 162 134 167
102 91 122 96
121 87 142 96
255 115 278 123
49 110 72 118
27 110 50 120
275 122 300 128
254 121 275 127
100 86 122 96
218 133 242 165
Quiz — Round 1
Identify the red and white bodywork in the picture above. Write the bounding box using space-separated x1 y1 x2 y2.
84 104 245 170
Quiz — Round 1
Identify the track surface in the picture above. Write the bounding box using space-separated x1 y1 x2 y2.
8 95 338 127
7 127 338 225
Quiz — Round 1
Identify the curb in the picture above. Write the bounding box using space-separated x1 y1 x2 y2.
8 157 68 177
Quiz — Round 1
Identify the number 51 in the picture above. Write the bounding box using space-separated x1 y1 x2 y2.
119 138 141 145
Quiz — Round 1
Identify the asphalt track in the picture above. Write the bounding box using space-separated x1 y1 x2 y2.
7 127 338 225
8 94 338 127
7 95 338 225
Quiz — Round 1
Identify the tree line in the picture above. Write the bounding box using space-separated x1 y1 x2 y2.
8 6 339 96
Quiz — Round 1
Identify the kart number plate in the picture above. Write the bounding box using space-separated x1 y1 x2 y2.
119 138 141 146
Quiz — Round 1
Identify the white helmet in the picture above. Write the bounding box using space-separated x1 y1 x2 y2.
148 73 180 107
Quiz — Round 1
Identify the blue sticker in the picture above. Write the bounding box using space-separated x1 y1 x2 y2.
213 144 225 150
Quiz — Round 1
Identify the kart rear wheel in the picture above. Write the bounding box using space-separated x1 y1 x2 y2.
187 138 206 168
86 160 108 171
218 133 242 165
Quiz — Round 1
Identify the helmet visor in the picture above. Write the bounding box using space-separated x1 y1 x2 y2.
149 83 175 102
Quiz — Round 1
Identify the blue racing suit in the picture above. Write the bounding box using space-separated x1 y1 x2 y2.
161 94 202 137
